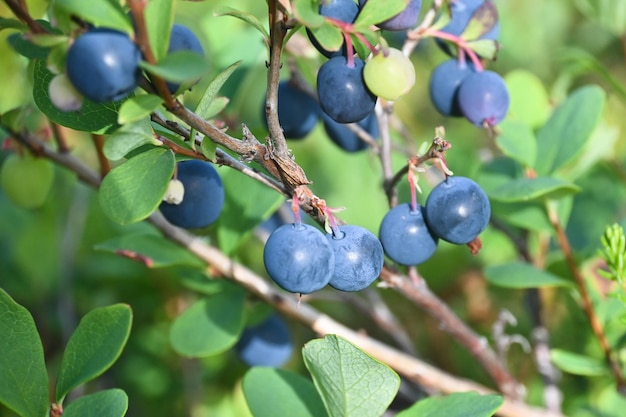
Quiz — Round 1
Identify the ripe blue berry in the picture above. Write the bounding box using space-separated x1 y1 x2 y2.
457 70 509 126
235 314 293 367
317 56 377 124
424 176 491 244
166 24 205 93
66 29 141 103
322 111 378 152
379 204 438 266
159 160 224 229
326 225 384 291
307 0 359 58
264 81 320 139
263 223 334 294
429 59 476 117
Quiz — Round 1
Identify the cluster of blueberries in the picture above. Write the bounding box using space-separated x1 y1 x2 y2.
63 22 204 104
271 0 508 150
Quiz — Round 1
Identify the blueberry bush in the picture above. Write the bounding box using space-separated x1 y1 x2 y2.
1 1 626 417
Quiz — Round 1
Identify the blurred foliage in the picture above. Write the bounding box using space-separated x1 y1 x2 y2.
1 0 626 416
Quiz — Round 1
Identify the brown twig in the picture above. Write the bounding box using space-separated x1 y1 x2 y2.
91 134 110 178
547 203 626 394
3 0 48 34
381 267 525 399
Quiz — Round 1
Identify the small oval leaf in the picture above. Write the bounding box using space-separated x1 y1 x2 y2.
99 147 175 225
484 262 574 289
63 389 128 417
302 335 400 417
396 392 503 417
550 349 609 377
117 94 163 125
243 367 327 417
489 177 580 203
55 304 132 402
0 289 49 417
169 289 246 357
535 85 606 175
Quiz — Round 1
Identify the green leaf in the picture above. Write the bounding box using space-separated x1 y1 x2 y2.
99 147 175 225
33 60 122 134
199 96 230 120
490 202 552 232
200 136 218 162
54 0 132 34
117 94 163 125
534 85 606 175
214 7 269 40
145 0 174 61
302 335 400 417
195 60 242 120
63 389 128 417
243 367 328 417
55 304 132 402
103 119 160 161
0 289 49 417
396 392 503 417
0 17 26 31
216 169 284 255
292 0 326 27
489 177 580 203
8 33 50 59
466 39 499 60
94 233 205 269
504 70 551 128
308 22 344 54
484 262 574 289
550 349 609 376
169 289 246 357
495 120 537 168
353 0 409 31
140 51 209 83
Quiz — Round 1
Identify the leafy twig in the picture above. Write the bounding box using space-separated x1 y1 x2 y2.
546 203 626 394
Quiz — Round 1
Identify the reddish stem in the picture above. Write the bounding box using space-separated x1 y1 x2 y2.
424 28 484 71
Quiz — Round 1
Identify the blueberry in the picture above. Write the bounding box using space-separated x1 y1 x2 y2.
379 204 438 266
429 59 476 117
322 110 378 152
263 223 334 294
360 0 422 31
326 225 384 291
159 160 224 229
307 0 359 58
424 176 491 244
66 29 141 103
235 314 293 367
317 56 377 124
457 70 509 126
263 81 320 139
166 24 205 93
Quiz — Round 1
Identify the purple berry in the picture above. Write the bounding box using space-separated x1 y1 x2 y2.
457 70 509 126
322 111 378 152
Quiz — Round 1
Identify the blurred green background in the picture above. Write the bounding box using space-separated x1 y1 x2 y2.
1 0 626 416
